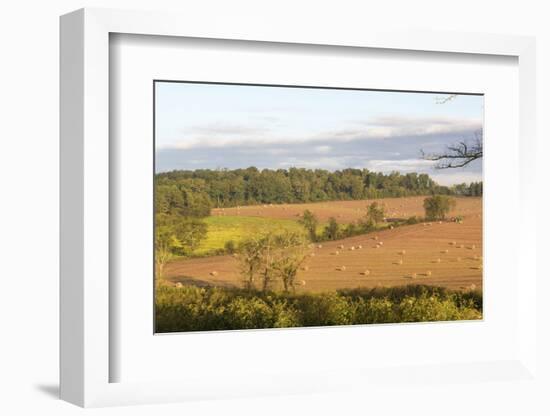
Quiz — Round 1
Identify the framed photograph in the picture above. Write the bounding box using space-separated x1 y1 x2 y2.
60 8 538 408
153 80 485 334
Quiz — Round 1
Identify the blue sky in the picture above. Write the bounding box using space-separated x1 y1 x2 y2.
155 82 483 186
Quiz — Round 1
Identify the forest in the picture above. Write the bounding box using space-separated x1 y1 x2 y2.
155 167 483 215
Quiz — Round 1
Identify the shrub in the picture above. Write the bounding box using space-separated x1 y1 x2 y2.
365 202 385 224
423 195 457 220
323 217 340 240
155 284 482 332
224 240 237 254
405 216 421 225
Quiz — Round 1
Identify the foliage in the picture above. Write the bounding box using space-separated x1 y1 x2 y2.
155 167 478 207
155 180 212 217
450 181 483 196
423 195 457 220
224 240 237 254
236 230 309 292
298 209 319 242
323 217 341 240
359 201 385 230
155 284 483 332
155 214 208 279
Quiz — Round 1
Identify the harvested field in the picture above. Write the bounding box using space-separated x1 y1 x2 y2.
166 197 482 292
211 196 480 223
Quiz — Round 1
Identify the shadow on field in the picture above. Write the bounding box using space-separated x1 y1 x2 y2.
170 275 238 289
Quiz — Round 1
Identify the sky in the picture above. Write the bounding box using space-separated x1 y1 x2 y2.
155 82 483 186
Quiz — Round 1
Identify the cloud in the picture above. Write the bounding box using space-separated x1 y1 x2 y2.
156 115 483 186
158 116 482 151
315 145 332 154
365 159 436 173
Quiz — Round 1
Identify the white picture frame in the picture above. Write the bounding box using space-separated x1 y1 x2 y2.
60 8 538 408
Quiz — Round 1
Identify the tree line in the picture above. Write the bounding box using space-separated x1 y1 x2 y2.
156 167 482 210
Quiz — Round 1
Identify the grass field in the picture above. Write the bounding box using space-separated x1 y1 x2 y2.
195 216 306 255
166 196 482 292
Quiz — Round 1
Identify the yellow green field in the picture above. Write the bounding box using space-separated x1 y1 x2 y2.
195 216 306 254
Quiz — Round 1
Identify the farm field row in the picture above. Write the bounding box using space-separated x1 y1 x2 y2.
210 195 481 223
166 196 482 292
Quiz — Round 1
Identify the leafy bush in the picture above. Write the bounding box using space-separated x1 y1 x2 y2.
155 284 482 332
423 195 457 220
405 216 421 225
224 240 237 254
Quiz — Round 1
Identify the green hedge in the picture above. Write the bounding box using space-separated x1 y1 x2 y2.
155 284 482 332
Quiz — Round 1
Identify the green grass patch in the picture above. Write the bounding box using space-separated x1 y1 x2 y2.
195 216 305 255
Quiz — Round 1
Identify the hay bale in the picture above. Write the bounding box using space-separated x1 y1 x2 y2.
442 249 449 254
210 271 219 276
357 245 362 249
332 251 340 255
337 244 344 249
426 270 432 276
317 244 323 249
411 273 417 279
337 265 346 271
436 258 441 263
302 266 309 271
399 250 406 255
349 246 355 251
299 280 306 286
361 269 370 276
397 259 403 265
175 282 183 288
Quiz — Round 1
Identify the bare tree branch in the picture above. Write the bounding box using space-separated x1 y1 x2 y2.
435 94 458 104
421 130 483 169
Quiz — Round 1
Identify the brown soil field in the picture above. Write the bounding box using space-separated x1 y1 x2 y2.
165 197 483 292
211 196 481 224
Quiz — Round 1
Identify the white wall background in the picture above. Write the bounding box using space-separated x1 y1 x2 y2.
0 1 548 415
